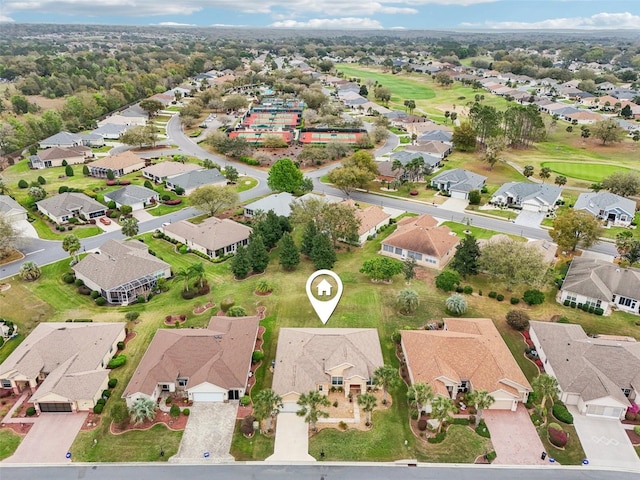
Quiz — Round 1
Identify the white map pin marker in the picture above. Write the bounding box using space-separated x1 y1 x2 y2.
306 269 343 325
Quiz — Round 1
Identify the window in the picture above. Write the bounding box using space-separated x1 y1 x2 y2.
331 376 344 386
1 379 11 388
318 385 323 392
382 244 393 253
407 251 422 261
622 388 631 398
177 378 188 387
366 378 374 386
585 298 601 308
565 293 577 303
394 247 403 255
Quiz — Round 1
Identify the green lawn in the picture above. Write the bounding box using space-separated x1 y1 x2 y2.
538 421 586 465
540 162 635 183
229 423 275 460
441 221 522 241
0 429 22 461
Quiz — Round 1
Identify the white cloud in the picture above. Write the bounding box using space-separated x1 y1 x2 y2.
270 17 384 29
0 15 15 22
156 21 196 26
461 12 640 30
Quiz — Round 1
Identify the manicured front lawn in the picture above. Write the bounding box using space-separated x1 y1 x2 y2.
541 162 633 183
0 429 22 460
537 421 586 465
229 423 275 460
441 221 522 241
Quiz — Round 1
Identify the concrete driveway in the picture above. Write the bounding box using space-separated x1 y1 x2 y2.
483 404 547 465
14 219 39 239
570 407 640 470
441 198 469 212
514 210 545 227
266 406 315 462
169 403 236 464
3 412 88 464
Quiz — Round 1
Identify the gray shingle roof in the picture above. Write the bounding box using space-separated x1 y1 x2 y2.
492 182 562 206
244 192 296 217
167 169 226 191
37 192 105 218
104 185 157 206
418 130 453 143
0 195 25 216
431 168 486 193
390 150 440 168
562 257 640 301
574 192 636 217
530 321 640 405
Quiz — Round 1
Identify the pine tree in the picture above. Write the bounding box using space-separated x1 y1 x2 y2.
449 234 481 278
311 233 336 270
248 234 269 273
300 221 318 257
278 233 300 271
231 245 251 279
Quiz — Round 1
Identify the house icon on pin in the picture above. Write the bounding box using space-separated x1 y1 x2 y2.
317 278 332 296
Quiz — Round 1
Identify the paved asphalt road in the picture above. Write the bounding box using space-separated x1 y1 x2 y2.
0 115 618 280
2 463 638 480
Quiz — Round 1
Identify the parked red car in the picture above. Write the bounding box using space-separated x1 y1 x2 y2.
99 217 111 225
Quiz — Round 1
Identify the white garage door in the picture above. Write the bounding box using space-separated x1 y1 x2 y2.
490 399 516 410
192 392 224 402
280 402 299 413
450 190 467 200
586 404 624 419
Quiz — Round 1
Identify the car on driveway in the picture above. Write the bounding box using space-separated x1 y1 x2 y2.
99 217 111 225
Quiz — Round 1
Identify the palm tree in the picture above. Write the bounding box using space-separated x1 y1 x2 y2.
407 382 433 415
466 390 495 427
373 365 400 405
523 165 534 178
19 261 41 281
532 373 559 411
391 159 404 181
357 393 377 426
397 289 419 315
62 234 81 264
173 266 193 292
445 294 467 315
189 262 206 289
430 395 457 433
253 389 283 433
129 397 156 425
296 390 331 431
121 217 139 239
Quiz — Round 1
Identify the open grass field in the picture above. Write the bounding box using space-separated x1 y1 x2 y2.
540 162 634 183
2 213 639 462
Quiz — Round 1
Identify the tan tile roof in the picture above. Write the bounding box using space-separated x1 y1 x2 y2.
0 323 125 402
90 151 144 170
402 318 531 397
163 217 252 253
123 316 260 397
383 215 458 258
143 162 202 178
342 200 390 236
272 328 383 397
38 146 90 161
72 239 170 291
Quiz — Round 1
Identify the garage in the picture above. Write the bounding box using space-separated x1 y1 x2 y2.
450 190 467 200
489 399 517 411
586 404 625 419
192 392 224 402
38 402 72 413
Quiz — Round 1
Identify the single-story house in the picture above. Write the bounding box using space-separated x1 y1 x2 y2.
39 131 104 149
574 192 637 227
142 162 202 184
0 195 27 222
244 192 296 218
530 321 640 419
402 318 532 411
409 141 452 159
380 214 459 270
163 217 252 259
165 168 227 195
0 322 125 413
36 192 106 224
88 151 145 178
103 185 159 211
559 257 640 316
29 146 92 169
342 200 391 245
73 239 171 305
418 130 453 145
430 169 487 200
272 328 383 408
123 315 260 407
91 123 133 140
491 182 562 212
390 150 442 172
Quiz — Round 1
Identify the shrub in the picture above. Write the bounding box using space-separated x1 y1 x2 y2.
339 420 348 430
161 194 171 201
125 311 139 321
488 291 497 298
74 278 84 287
463 286 473 295
417 419 428 431
77 285 92 295
455 286 464 293
37 175 46 185
170 404 180 418
144 180 154 190
475 419 491 438
410 410 419 420
227 306 247 317
548 422 568 448
26 406 36 417
506 310 530 331
552 403 574 424
93 404 104 414
570 301 576 308
435 270 460 292
220 298 235 312
181 289 196 300
102 389 111 399
428 432 446 443
65 165 74 177
108 378 118 389
178 245 189 254
252 350 264 363
95 297 107 306
18 179 28 189
63 273 75 284
90 290 100 299
174 186 185 196
563 299 570 306
183 408 190 416
557 317 570 324
634 425 640 436
164 199 182 205
594 307 604 316
137 295 146 304
496 294 504 302
409 190 418 196
108 354 127 369
240 395 251 406
240 415 255 435
117 341 125 350
59 185 69 194
523 289 545 305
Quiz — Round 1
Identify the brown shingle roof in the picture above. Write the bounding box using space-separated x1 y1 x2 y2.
123 316 260 397
90 151 144 170
402 318 531 397
38 146 90 160
342 200 390 236
383 214 458 257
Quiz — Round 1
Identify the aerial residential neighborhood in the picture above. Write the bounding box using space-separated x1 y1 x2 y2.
0 20 640 480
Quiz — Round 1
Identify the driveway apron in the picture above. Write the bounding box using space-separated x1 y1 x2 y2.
266 409 315 462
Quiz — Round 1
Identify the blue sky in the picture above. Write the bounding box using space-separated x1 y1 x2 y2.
1 0 640 30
